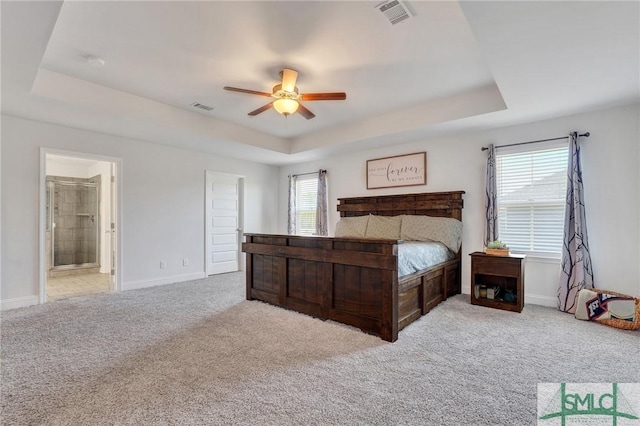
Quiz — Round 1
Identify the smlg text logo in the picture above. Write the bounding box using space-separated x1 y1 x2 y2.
538 383 639 425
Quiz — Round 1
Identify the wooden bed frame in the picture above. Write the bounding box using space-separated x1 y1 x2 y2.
242 191 464 342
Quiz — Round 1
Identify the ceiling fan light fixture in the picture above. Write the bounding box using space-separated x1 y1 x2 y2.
273 98 299 116
223 67 345 119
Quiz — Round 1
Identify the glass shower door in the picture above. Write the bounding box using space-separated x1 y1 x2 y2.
49 180 100 268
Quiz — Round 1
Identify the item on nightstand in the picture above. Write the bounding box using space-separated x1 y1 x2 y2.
479 285 487 298
503 290 516 303
485 240 510 256
487 286 500 300
474 284 488 299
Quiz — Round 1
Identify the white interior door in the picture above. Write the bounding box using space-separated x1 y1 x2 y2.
206 172 242 275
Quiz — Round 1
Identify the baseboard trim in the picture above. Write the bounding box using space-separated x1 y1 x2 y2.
525 294 557 308
1 295 39 311
122 272 206 291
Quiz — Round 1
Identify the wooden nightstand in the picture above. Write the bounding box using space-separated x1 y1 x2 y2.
470 251 525 312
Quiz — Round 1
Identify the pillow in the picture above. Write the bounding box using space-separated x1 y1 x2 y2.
400 215 463 253
365 215 402 239
334 216 370 238
574 288 640 330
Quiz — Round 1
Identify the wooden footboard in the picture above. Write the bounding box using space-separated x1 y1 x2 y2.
244 234 398 341
243 234 460 342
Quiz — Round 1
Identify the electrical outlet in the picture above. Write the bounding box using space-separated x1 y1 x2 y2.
183 258 189 266
160 261 167 269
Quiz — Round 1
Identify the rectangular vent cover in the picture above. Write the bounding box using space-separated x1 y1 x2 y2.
191 102 215 112
376 0 413 25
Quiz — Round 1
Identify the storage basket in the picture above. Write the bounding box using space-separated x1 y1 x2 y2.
575 288 640 331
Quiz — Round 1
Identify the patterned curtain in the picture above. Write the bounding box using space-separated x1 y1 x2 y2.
287 174 297 235
484 144 498 245
315 170 328 236
558 132 594 313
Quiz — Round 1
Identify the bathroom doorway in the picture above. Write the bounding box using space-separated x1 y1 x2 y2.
40 150 121 302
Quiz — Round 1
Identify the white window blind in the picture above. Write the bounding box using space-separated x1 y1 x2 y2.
496 143 569 257
295 176 318 236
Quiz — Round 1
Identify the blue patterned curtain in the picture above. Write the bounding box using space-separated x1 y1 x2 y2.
287 175 297 235
484 144 498 245
558 132 594 313
315 170 328 236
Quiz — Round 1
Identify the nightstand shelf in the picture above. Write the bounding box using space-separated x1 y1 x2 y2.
470 252 525 312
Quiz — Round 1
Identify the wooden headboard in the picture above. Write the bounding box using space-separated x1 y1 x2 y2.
337 191 464 220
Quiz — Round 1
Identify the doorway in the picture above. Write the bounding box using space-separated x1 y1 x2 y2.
40 149 121 303
205 172 244 275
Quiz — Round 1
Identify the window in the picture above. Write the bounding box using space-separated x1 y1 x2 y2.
295 176 318 236
496 142 568 257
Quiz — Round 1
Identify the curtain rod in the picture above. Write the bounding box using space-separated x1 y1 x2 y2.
289 169 326 178
481 132 590 151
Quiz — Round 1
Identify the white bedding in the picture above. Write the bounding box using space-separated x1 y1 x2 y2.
398 241 454 278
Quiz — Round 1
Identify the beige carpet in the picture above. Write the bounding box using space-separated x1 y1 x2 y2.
1 272 638 425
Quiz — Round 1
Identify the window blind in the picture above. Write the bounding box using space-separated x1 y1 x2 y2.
496 145 569 257
295 176 318 236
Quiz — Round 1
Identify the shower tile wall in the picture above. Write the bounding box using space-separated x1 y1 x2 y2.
48 175 100 267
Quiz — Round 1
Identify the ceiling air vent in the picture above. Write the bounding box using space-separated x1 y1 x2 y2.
191 102 215 112
375 0 413 25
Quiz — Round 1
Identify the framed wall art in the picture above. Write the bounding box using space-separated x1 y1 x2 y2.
366 152 426 189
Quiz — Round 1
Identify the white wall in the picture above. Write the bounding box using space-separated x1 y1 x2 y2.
278 103 640 304
1 115 279 307
3 104 637 309
47 159 91 178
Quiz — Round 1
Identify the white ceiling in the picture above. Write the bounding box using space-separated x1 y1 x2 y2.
2 1 638 165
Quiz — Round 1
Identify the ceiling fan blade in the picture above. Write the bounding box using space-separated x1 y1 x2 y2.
300 92 347 101
281 68 298 92
296 103 315 120
224 86 272 97
248 102 274 116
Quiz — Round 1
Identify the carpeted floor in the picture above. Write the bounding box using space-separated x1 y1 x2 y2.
1 272 638 425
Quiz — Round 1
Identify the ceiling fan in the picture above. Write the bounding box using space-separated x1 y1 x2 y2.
223 68 346 120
